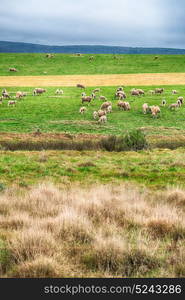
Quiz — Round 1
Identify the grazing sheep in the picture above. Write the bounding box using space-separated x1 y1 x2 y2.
98 110 107 117
117 86 124 91
46 54 54 58
33 88 46 95
117 101 130 111
131 89 140 96
101 101 112 110
79 107 87 114
99 95 107 101
155 88 164 94
172 90 178 94
91 92 96 99
16 91 24 99
55 89 63 95
81 96 92 104
93 88 100 93
148 90 155 95
106 105 112 113
177 96 184 105
76 83 85 89
98 115 107 123
8 100 16 106
169 103 179 110
2 89 10 98
151 105 160 117
89 56 94 61
161 99 167 106
93 111 98 119
115 91 126 99
177 99 182 107
142 103 149 114
137 89 145 95
9 68 17 72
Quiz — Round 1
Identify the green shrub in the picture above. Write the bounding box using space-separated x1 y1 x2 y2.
100 130 148 152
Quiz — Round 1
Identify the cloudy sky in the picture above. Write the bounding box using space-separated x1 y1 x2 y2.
0 0 185 48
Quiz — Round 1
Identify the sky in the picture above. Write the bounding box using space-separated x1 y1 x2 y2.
0 0 185 48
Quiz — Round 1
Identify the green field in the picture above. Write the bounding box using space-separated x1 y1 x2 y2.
0 54 185 279
0 85 185 136
1 53 185 75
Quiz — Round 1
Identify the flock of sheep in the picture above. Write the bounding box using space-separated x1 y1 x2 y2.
1 85 184 124
78 85 184 122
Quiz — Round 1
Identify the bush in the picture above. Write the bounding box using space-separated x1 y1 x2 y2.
100 130 148 152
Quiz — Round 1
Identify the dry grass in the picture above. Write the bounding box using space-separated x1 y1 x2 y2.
1 73 185 87
0 182 185 277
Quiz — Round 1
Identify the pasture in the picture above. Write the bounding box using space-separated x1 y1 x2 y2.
0 85 185 136
1 53 185 76
0 53 185 278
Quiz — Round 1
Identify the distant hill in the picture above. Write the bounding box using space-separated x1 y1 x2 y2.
1 41 185 54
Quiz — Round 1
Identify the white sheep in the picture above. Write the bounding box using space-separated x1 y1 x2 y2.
98 115 107 123
8 100 16 106
93 111 98 119
142 103 149 114
79 107 87 114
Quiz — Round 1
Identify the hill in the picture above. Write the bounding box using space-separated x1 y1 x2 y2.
1 41 185 54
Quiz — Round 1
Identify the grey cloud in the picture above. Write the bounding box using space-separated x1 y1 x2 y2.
0 0 185 48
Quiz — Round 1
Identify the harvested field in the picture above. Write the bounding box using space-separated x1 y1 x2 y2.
1 72 185 87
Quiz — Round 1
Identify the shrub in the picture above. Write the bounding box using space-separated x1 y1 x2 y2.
100 130 148 152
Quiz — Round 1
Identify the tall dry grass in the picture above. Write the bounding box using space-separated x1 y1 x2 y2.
0 182 184 277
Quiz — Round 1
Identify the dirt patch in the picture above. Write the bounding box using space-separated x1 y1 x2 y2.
1 73 185 87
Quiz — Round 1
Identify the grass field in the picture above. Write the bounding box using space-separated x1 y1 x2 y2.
1 53 185 278
0 85 185 136
1 53 185 76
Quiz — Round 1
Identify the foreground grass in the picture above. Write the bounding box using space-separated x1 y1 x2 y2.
1 85 185 135
0 182 184 278
0 148 185 189
1 53 185 76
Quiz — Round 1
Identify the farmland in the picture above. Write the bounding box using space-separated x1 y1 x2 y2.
0 53 185 278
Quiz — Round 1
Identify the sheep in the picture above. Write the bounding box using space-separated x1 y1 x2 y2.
81 92 86 97
33 88 46 95
93 111 98 119
137 89 145 95
98 110 107 117
81 96 92 104
46 54 54 58
91 92 96 100
177 96 184 105
16 91 24 99
79 107 87 114
93 88 100 93
98 115 107 123
155 88 164 94
55 89 63 95
169 103 179 110
89 56 94 61
131 89 140 96
172 90 178 94
76 84 85 89
9 68 17 72
106 105 112 113
151 105 160 117
2 89 10 98
101 101 112 110
117 101 130 111
99 95 107 101
117 86 124 91
161 99 167 106
177 99 182 107
115 91 126 99
142 103 149 114
8 100 16 106
148 90 155 95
